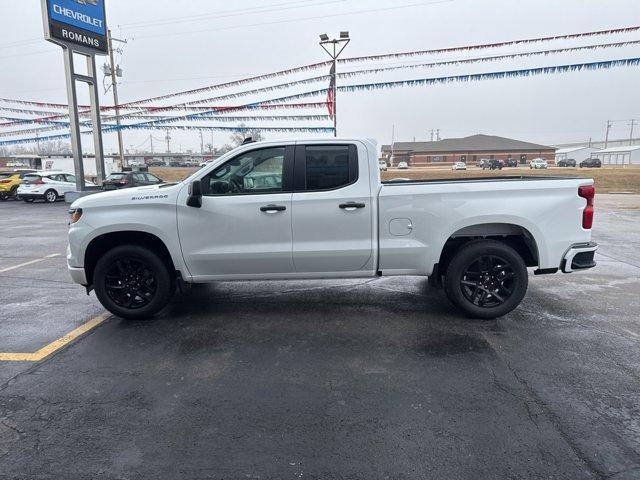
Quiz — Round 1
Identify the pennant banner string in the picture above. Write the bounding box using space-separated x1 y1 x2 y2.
0 114 331 138
1 24 638 113
0 102 329 128
2 56 639 145
5 38 638 130
339 25 640 64
339 40 640 78
0 125 335 147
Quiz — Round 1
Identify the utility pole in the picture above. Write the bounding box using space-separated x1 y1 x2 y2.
391 124 395 166
430 129 434 141
630 119 636 146
319 31 350 137
436 129 440 141
199 130 204 154
150 134 154 154
105 29 127 169
165 130 171 153
604 120 612 149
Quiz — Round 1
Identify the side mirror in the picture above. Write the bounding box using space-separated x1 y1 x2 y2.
187 180 202 208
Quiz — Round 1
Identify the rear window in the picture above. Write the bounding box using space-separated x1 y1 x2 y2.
23 175 42 183
0 173 11 179
106 173 127 180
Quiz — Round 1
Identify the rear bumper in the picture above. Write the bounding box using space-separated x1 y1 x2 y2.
18 193 45 200
561 242 598 273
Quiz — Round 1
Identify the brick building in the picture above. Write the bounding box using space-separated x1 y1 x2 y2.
381 134 556 166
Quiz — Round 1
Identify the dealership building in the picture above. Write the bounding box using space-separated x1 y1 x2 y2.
381 134 556 166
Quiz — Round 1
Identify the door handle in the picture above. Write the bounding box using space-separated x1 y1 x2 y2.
339 202 366 210
260 204 286 213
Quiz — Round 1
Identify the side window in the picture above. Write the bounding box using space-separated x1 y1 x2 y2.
304 145 355 191
133 173 147 183
65 174 76 183
146 173 160 183
202 147 285 196
49 174 65 182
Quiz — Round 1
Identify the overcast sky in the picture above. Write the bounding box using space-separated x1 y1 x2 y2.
1 0 639 153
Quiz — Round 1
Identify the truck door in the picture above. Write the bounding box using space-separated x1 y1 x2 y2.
291 143 374 273
177 146 295 278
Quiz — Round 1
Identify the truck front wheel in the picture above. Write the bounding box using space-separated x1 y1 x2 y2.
444 240 528 319
93 245 173 319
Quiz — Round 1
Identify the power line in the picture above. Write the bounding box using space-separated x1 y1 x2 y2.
120 0 345 30
132 0 454 40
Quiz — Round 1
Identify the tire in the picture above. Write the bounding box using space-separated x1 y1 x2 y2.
9 186 19 200
43 189 58 203
93 245 173 319
0 192 6 201
444 239 528 319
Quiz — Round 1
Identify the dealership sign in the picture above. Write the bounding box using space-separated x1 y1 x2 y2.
42 0 108 54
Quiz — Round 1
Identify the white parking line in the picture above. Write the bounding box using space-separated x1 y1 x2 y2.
0 253 61 273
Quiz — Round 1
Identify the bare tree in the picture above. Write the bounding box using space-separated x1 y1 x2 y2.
229 124 264 147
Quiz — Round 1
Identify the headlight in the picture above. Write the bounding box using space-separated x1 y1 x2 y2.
68 208 83 224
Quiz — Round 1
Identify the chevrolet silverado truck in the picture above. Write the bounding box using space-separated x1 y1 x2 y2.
67 138 597 320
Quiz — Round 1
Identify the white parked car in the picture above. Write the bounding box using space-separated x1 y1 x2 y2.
378 160 388 171
530 158 548 169
397 161 409 169
451 162 467 171
18 171 94 203
67 138 597 321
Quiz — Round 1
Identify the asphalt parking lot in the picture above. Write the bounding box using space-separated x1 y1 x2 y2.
1 196 639 479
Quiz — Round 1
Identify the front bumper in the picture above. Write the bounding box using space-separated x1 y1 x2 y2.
68 265 88 285
561 242 598 273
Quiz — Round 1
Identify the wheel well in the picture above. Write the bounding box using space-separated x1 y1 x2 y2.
435 223 538 282
84 231 176 287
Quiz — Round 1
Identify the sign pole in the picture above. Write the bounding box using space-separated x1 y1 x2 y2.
87 54 106 183
62 47 86 192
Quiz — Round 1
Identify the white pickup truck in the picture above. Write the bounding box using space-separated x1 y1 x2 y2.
67 138 597 320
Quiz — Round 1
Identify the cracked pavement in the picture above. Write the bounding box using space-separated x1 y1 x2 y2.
0 196 639 479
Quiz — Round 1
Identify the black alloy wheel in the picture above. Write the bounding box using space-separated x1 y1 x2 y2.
94 245 173 319
459 255 515 308
104 258 157 310
444 240 528 319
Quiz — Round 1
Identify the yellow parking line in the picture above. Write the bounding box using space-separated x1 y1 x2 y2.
0 312 110 362
0 253 61 273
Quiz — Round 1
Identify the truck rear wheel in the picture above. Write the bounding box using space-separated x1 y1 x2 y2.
93 245 173 319
444 240 528 319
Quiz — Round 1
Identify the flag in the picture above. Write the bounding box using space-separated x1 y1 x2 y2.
326 63 335 119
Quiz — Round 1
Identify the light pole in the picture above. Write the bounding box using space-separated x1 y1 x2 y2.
319 31 350 137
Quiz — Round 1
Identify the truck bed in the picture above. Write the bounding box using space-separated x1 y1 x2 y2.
377 175 594 275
